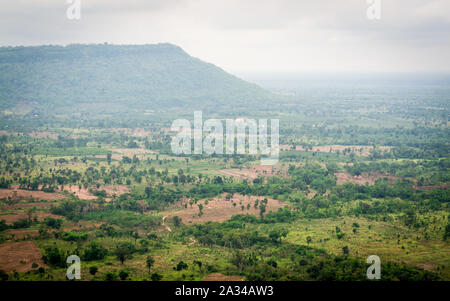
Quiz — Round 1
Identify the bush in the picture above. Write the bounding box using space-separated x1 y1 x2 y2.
114 242 136 264
42 247 67 268
105 272 117 281
151 273 163 281
89 266 98 276
119 270 129 280
0 270 9 281
43 217 63 229
83 242 108 261
62 231 88 242
0 220 8 231
175 261 188 271
12 218 32 229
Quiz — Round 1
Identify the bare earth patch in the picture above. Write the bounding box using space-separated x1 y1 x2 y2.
218 165 287 182
0 188 65 201
28 131 57 139
165 193 285 225
335 172 397 185
65 185 130 200
4 229 39 239
0 212 62 225
0 241 48 273
416 263 438 271
203 273 245 281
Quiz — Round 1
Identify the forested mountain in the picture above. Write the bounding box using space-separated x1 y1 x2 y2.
0 44 270 113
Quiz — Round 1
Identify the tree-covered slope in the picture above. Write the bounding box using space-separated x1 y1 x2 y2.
0 44 270 112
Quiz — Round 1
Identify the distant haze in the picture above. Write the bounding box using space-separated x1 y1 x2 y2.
1 0 450 74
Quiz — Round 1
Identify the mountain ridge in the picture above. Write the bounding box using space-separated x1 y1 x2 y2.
0 43 271 113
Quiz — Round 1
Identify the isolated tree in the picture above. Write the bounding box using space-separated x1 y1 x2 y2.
175 261 188 271
26 207 36 223
89 266 98 276
151 273 162 281
114 242 135 264
342 246 349 256
193 260 202 270
444 224 450 241
119 270 129 280
173 216 182 227
146 256 155 273
259 204 266 219
107 152 112 165
145 186 152 198
306 236 312 245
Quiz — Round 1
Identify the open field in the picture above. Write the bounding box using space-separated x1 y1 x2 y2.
218 164 288 181
162 193 286 224
0 188 65 201
0 241 48 273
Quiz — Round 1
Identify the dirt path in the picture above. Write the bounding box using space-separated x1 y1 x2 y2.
162 216 172 232
188 237 197 246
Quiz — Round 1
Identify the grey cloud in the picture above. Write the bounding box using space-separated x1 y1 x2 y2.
0 0 449 73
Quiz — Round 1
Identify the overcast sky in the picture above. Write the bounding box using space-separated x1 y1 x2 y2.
1 0 450 74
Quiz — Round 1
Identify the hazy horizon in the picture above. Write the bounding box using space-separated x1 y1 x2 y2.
1 0 450 74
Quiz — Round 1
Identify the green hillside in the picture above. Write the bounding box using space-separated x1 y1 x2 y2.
0 44 270 113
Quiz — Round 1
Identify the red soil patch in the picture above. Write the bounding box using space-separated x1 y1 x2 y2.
0 188 65 201
203 273 245 281
335 172 397 185
0 201 55 212
64 186 97 200
166 193 286 225
0 241 48 273
3 221 101 238
0 212 62 225
28 131 57 139
4 229 39 239
65 185 130 200
10 202 55 210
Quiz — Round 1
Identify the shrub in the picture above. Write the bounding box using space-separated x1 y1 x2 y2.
0 270 9 281
83 242 108 261
175 261 188 271
151 273 163 281
89 266 98 275
119 270 129 280
62 231 88 242
105 272 117 281
43 217 63 229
